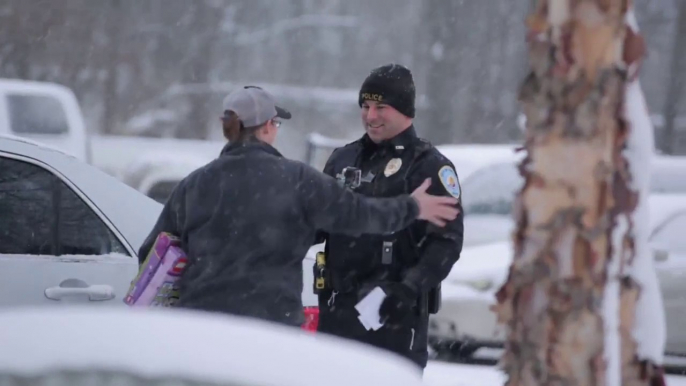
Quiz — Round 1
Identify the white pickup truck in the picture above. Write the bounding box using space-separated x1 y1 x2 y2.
0 78 224 202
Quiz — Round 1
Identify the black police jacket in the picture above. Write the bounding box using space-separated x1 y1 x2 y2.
137 138 420 327
318 126 464 298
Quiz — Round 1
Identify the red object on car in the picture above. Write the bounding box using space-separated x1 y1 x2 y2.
302 306 319 332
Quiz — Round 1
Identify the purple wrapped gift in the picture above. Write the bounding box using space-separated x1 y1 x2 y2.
124 232 186 306
136 244 187 307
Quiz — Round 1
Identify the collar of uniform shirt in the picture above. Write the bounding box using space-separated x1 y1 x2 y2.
361 125 417 155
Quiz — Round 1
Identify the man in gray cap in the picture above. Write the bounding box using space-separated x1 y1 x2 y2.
137 85 460 327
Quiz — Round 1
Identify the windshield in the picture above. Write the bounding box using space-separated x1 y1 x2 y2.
461 162 523 216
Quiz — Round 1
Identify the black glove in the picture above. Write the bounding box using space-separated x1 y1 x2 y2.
378 282 418 327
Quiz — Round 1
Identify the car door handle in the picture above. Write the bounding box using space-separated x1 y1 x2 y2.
45 284 115 301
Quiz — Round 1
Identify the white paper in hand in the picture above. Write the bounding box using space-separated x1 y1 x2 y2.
355 286 387 331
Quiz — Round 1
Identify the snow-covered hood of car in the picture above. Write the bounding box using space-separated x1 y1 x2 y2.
0 307 424 386
446 241 512 291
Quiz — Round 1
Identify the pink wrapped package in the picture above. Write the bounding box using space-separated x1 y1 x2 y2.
124 232 187 307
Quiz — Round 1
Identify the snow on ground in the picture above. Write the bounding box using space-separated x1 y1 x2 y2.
424 362 505 386
423 361 686 386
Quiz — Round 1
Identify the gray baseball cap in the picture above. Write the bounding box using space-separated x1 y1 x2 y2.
222 85 292 128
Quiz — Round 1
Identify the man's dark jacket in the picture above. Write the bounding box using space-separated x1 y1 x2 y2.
137 139 420 327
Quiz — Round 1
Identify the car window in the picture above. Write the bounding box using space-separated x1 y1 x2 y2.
7 93 70 135
461 162 523 216
651 212 686 254
0 156 128 256
0 156 55 254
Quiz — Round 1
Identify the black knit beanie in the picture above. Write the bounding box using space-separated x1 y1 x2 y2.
358 64 416 118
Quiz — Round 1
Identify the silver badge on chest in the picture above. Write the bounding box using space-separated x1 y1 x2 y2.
384 158 402 177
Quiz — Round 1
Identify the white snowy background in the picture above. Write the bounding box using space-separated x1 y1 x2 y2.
1 1 686 385
1 0 684 160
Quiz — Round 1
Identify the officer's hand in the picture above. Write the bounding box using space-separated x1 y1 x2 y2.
411 178 460 227
379 282 416 327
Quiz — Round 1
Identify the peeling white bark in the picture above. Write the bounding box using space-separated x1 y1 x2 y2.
496 1 665 385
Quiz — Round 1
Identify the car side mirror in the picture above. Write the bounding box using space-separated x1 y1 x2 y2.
654 249 669 262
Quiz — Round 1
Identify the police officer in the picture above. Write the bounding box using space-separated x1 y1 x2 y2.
137 85 460 328
315 65 464 370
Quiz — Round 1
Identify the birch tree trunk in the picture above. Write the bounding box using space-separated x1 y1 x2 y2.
492 1 667 385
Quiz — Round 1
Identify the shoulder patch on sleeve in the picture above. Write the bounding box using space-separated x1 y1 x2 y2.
438 165 461 199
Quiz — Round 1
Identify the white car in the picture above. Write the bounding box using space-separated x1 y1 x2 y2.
430 193 686 356
0 135 162 307
452 152 686 248
0 306 425 386
437 143 526 248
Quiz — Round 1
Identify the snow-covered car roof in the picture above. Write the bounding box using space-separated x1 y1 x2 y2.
0 307 424 386
0 135 162 252
0 133 80 158
0 78 75 95
436 143 523 180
